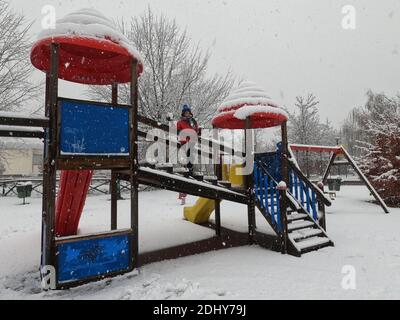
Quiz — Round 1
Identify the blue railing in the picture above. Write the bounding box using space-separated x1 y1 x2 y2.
288 169 318 221
253 162 283 232
255 143 320 224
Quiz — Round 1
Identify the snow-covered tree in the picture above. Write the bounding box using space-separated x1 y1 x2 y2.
88 7 234 125
0 0 40 113
356 92 400 207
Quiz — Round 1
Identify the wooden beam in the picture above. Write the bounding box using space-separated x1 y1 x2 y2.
111 83 119 231
213 126 221 237
341 147 390 214
42 43 59 270
0 116 49 128
0 130 44 139
245 117 256 244
130 59 139 269
117 168 248 204
322 152 337 184
280 121 289 254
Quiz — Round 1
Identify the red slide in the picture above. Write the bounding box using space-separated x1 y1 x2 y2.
55 170 94 237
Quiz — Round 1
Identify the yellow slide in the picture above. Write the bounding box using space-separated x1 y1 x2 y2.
184 164 245 224
184 198 217 224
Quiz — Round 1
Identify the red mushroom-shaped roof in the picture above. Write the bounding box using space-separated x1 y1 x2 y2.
212 81 288 129
30 8 144 85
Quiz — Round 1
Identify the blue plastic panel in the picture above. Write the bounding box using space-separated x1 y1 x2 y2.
56 233 131 284
59 99 130 155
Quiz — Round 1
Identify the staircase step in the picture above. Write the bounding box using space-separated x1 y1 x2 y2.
287 213 309 222
156 163 174 173
193 174 204 181
290 228 323 241
218 180 231 188
296 237 331 251
288 220 315 232
173 167 189 174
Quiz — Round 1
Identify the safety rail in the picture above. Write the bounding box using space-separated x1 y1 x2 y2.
253 161 283 232
286 157 331 222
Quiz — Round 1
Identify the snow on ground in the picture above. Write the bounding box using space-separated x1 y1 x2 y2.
0 186 400 299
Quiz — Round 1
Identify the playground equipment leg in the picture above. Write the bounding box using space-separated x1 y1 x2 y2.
110 83 119 231
280 122 290 253
41 43 59 269
130 60 140 269
111 171 118 230
214 143 222 237
247 201 256 244
215 200 221 237
245 117 256 244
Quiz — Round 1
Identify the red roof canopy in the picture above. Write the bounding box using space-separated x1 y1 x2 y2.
212 81 288 130
31 36 144 85
212 110 287 129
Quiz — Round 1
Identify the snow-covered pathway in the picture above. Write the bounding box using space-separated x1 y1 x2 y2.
0 186 399 299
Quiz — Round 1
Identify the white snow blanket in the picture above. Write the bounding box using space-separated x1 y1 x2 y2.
216 81 288 120
37 8 143 65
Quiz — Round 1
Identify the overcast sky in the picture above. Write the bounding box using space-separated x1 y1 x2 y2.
9 0 400 127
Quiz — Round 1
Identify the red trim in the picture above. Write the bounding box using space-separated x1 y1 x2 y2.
290 144 343 154
31 37 143 85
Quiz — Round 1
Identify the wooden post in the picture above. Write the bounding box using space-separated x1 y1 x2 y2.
111 83 118 231
213 126 221 237
322 152 337 184
42 43 59 269
278 187 288 254
317 182 327 231
130 60 139 269
280 121 289 253
245 117 256 244
110 171 118 230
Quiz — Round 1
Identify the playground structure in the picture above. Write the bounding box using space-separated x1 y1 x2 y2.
3 9 389 290
289 144 390 214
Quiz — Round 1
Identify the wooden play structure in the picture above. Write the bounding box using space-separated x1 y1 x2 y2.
0 10 340 290
289 144 390 214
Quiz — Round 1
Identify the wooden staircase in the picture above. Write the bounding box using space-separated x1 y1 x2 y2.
254 160 334 257
285 196 333 256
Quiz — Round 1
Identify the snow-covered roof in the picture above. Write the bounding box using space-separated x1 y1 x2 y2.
233 105 288 120
37 8 143 66
218 81 280 113
212 81 288 129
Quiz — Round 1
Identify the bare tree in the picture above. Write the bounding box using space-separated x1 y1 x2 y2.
88 7 234 126
0 1 42 171
287 94 337 177
0 0 41 113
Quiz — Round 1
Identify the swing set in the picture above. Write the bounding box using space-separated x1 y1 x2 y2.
289 144 390 214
